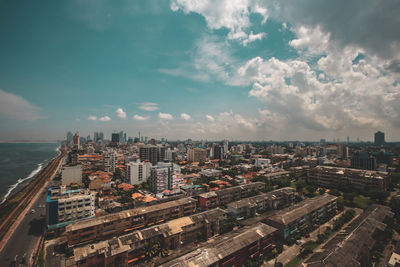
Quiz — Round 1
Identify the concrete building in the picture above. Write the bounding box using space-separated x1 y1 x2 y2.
374 131 385 146
351 152 377 170
61 164 83 186
139 145 158 165
308 166 389 192
255 158 271 168
46 186 95 229
160 223 278 267
103 150 117 172
149 162 174 193
305 205 393 267
73 209 227 267
265 194 337 239
66 197 197 246
198 182 265 210
227 187 295 219
187 147 207 162
126 161 152 185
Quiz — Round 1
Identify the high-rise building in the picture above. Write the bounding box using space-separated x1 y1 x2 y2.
213 144 224 160
66 131 73 144
111 133 120 143
139 145 158 165
103 150 117 172
126 161 152 185
149 162 174 193
337 144 348 159
351 152 376 170
73 132 80 149
347 136 350 143
374 131 385 146
187 148 207 162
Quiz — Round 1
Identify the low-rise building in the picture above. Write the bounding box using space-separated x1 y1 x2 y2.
227 187 295 219
73 209 228 267
198 182 265 210
66 197 197 246
265 194 337 239
46 186 95 229
304 205 393 267
308 166 389 192
160 223 278 267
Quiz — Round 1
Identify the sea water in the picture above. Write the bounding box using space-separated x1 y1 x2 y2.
0 143 60 204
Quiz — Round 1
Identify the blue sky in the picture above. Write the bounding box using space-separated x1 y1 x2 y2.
0 0 399 141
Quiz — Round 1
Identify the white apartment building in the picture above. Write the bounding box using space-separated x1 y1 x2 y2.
46 186 95 228
103 150 117 172
126 161 152 185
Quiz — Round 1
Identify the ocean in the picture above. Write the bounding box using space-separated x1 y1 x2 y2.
0 143 60 203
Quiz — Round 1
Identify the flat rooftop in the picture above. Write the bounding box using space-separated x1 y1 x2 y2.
198 182 265 199
267 194 337 225
66 197 196 232
305 205 393 267
160 223 277 267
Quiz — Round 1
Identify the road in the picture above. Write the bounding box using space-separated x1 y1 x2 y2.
0 172 61 267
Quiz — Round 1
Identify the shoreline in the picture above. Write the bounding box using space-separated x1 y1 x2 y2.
0 144 61 204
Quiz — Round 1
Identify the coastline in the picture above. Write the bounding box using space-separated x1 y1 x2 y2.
0 144 61 204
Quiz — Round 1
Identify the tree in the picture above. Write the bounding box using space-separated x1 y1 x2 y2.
318 188 326 195
296 180 307 193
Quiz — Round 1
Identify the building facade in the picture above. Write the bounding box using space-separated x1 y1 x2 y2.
149 162 174 193
265 194 337 239
46 186 95 229
126 161 152 185
308 166 388 192
187 148 207 162
66 197 197 246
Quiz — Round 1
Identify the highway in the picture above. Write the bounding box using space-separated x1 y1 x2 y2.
0 186 49 266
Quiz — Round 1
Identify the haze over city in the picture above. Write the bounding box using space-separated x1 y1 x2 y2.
1 0 400 141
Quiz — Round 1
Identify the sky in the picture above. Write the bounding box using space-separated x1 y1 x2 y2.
0 0 399 142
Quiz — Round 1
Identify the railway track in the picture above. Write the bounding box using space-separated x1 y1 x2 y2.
0 149 66 243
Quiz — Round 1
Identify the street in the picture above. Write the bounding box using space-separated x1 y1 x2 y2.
0 180 58 267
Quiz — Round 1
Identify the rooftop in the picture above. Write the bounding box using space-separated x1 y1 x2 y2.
66 197 196 232
160 223 277 267
305 205 393 267
267 194 337 225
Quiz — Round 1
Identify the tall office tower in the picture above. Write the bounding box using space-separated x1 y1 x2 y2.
99 132 104 141
212 144 224 160
351 152 377 170
187 148 207 162
337 144 348 159
111 133 120 143
149 162 174 193
222 140 229 157
66 131 74 144
73 132 80 149
103 150 117 172
126 161 152 185
357 137 360 143
374 131 385 146
94 132 99 142
139 145 158 165
347 136 350 143
119 131 124 143
158 145 167 162
86 135 90 142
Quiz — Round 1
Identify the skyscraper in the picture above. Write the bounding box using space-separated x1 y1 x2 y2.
139 145 158 165
66 131 73 144
111 133 120 143
374 131 385 146
73 132 80 149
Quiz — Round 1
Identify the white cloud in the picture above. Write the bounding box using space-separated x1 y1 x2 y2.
99 116 111 121
205 114 215 122
289 26 330 56
0 89 43 121
158 112 174 120
132 114 149 121
116 108 127 119
88 116 97 121
139 102 159 111
170 0 268 45
180 113 191 120
243 31 266 46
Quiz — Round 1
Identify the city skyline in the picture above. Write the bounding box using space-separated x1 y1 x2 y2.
1 0 400 141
